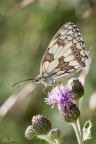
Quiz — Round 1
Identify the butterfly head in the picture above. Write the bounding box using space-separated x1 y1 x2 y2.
34 75 48 86
34 74 55 87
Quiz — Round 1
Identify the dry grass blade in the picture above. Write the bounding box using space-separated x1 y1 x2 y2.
0 83 37 121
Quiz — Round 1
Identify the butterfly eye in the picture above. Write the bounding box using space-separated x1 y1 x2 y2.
35 78 39 83
35 76 42 84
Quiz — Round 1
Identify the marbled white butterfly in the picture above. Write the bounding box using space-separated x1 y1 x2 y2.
13 22 88 87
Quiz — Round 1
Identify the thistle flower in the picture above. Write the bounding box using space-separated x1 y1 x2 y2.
32 115 51 135
45 85 80 123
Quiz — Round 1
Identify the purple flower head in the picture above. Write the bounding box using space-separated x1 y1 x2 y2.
45 85 80 122
46 85 73 111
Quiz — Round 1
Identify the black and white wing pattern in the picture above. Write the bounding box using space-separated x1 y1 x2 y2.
40 22 88 81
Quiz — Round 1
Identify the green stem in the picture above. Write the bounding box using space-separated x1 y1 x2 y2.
37 135 60 144
77 118 83 139
72 121 84 144
37 135 54 144
75 100 83 139
55 139 61 144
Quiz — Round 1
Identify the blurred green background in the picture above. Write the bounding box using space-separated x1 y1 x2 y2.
0 0 96 144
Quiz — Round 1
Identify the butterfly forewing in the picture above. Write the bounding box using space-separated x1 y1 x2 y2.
40 22 88 81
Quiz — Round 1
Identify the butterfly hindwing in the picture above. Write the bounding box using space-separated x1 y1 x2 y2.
40 22 88 81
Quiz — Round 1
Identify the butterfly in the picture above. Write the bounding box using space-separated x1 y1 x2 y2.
12 22 88 87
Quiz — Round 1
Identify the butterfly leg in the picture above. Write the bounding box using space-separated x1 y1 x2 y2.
42 85 54 95
42 87 48 95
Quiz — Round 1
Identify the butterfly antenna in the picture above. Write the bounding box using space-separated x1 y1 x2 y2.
12 79 34 87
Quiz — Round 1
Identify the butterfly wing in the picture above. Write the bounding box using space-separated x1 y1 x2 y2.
40 22 88 80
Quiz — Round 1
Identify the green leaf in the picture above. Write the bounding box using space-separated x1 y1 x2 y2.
83 120 92 142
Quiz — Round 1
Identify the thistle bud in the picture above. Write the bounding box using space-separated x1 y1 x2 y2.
68 78 84 100
60 104 80 123
32 115 51 135
25 125 36 140
49 128 61 140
